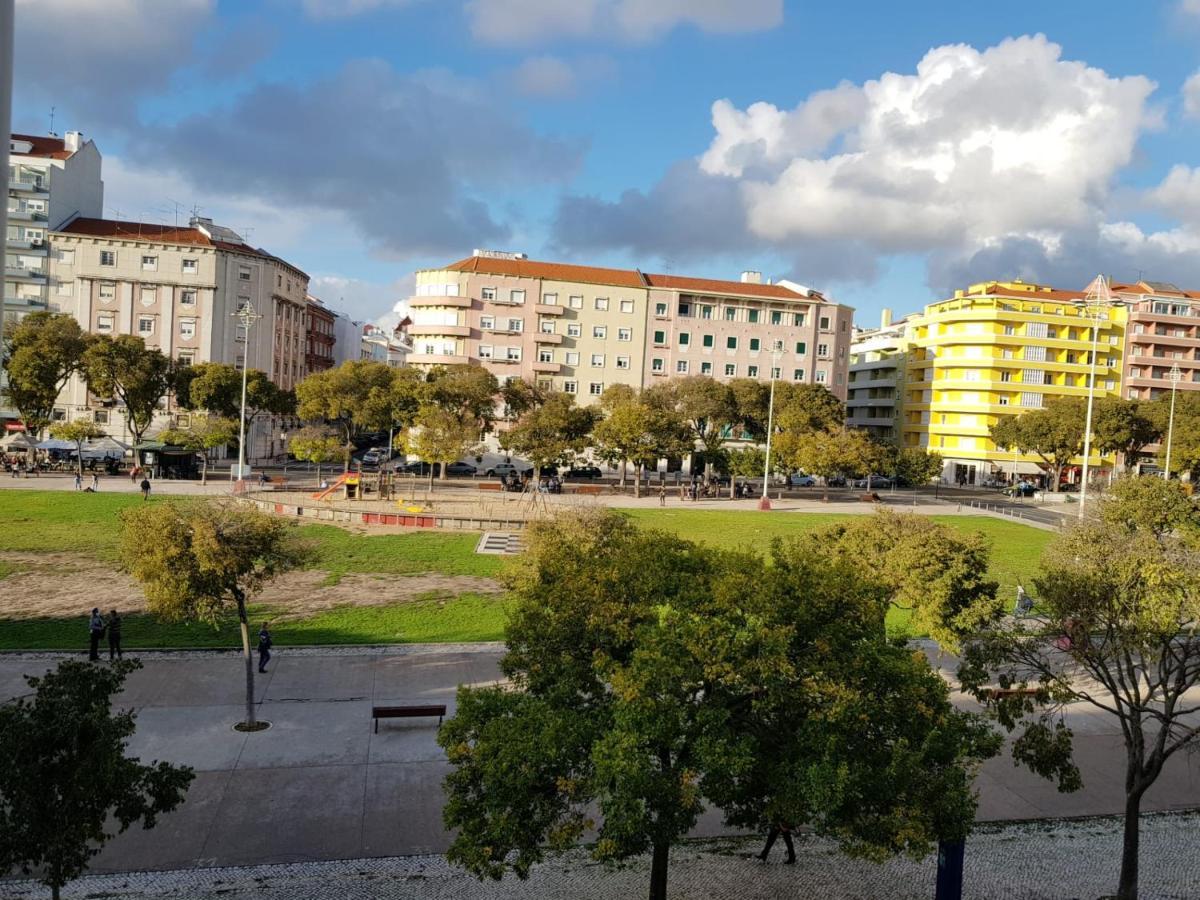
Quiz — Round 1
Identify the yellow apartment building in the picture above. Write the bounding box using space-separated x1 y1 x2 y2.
900 280 1126 486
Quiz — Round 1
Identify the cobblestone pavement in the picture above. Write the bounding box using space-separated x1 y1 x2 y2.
4 814 1197 900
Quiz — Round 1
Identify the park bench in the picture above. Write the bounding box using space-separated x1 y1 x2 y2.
477 482 503 492
574 484 604 496
372 703 447 732
982 687 1040 702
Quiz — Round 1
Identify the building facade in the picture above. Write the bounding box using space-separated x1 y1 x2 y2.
406 251 853 402
847 310 907 442
899 280 1126 486
304 296 337 374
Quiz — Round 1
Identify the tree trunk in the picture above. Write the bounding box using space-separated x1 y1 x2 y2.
315 463 321 487
51 882 60 900
1117 786 1145 900
730 475 736 500
236 592 256 727
75 441 84 477
201 454 208 485
634 464 641 498
620 459 627 488
648 841 669 900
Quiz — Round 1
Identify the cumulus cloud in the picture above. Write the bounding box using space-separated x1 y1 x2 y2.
511 56 579 97
466 0 782 45
13 0 216 124
297 0 419 19
127 60 583 260
309 273 416 325
1183 70 1200 119
555 34 1174 292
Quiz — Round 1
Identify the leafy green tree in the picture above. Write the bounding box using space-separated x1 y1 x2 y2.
593 386 690 494
773 382 846 435
50 419 104 478
499 376 546 419
440 510 998 900
296 360 397 470
357 366 426 437
426 365 500 432
80 335 173 447
176 361 292 421
1091 398 1160 470
120 501 302 728
776 427 876 501
1 312 89 438
286 426 344 486
409 405 481 486
726 446 765 498
959 477 1200 900
1146 391 1200 479
644 375 736 482
158 415 238 485
0 660 194 900
990 398 1085 491
729 378 771 438
499 392 596 481
891 446 944 487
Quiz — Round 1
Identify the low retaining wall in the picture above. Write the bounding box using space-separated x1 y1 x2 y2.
240 492 532 531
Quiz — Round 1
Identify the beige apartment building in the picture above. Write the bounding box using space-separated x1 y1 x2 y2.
407 251 853 402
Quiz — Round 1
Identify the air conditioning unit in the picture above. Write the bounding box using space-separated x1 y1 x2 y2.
29 238 42 246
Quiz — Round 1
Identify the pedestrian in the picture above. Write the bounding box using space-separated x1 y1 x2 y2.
130 466 139 484
1014 584 1033 618
74 471 82 491
678 483 686 501
257 622 273 673
659 483 667 506
106 610 123 660
88 607 105 662
91 472 99 492
756 823 796 864
139 477 151 501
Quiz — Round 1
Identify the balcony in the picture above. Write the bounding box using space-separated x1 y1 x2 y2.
5 265 46 282
535 303 564 316
532 361 561 374
482 325 523 336
534 332 564 345
483 295 524 306
408 294 472 308
9 179 48 195
6 208 47 222
407 352 472 366
5 238 46 253
486 356 522 365
407 324 471 337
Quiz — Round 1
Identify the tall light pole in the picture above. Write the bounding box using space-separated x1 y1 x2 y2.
1074 277 1123 519
233 301 261 482
760 340 784 511
1164 362 1183 480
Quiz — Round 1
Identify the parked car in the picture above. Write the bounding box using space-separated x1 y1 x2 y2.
825 476 848 488
396 460 434 475
485 462 530 479
360 447 389 466
853 475 892 489
566 465 602 479
788 474 817 487
1006 481 1037 498
443 461 477 477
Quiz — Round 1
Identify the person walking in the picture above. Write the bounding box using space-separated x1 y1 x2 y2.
139 477 151 501
658 483 667 506
756 823 796 864
106 610 123 660
257 622 273 673
91 472 99 492
74 471 82 491
88 608 105 662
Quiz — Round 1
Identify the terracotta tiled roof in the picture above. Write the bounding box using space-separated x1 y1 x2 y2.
963 282 1085 302
643 272 807 300
58 217 214 246
10 133 73 160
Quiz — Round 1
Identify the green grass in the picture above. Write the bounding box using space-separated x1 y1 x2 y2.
297 524 502 579
0 490 147 561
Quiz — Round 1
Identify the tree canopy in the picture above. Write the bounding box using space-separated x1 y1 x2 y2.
644 376 737 480
1 312 88 438
81 334 173 446
592 386 690 492
157 414 237 484
1091 398 1160 467
295 360 397 469
499 392 596 478
49 419 105 477
990 398 1085 491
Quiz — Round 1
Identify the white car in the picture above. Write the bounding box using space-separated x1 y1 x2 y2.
485 462 529 478
788 474 817 487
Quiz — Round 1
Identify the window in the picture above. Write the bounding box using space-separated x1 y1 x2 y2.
1020 391 1042 408
794 313 806 327
179 319 196 339
480 315 495 330
591 353 605 367
564 381 577 394
793 369 805 381
726 336 737 350
58 249 74 265
795 341 806 354
589 383 603 396
700 305 712 319
815 370 827 383
725 364 736 376
97 315 113 333
617 327 632 341
540 320 556 334
92 409 110 425
678 302 691 316
1000 371 1012 382
100 250 115 266
182 258 197 274
177 351 194 366
999 396 1010 406
510 290 526 304
616 356 630 369
620 299 635 313
594 297 609 311
652 358 665 372
563 351 580 366
819 316 831 330
655 302 668 316
138 316 155 335
701 362 713 375
1004 325 1016 335
481 287 496 301
724 307 737 321
140 286 157 306
748 365 759 377
239 267 251 281
538 349 553 363
749 338 761 352
593 325 607 339
771 367 781 379
542 293 558 306
770 311 782 325
180 290 196 306
506 347 522 361
478 344 493 359
817 343 829 357
141 255 157 271
702 334 714 348
747 309 759 324
507 318 524 332
99 283 115 301
654 330 667 345
678 332 690 346
677 360 689 373
569 295 584 309
567 323 582 337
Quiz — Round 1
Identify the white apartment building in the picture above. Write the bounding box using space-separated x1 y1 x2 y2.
846 309 908 442
362 323 412 368
332 311 364 367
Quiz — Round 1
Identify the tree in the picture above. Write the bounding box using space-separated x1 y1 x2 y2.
357 366 426 437
776 427 877 501
1092 398 1160 470
409 405 481 486
158 414 238 484
426 365 500 433
80 335 173 447
499 392 596 481
286 426 344 486
990 398 1085 491
1146 391 1200 479
120 501 302 728
729 378 770 439
959 477 1200 900
644 376 736 482
499 377 546 419
439 510 998 900
593 386 690 494
0 660 193 900
891 446 944 487
1 312 88 438
176 361 292 422
49 419 104 478
773 382 846 435
295 360 396 470
726 446 765 498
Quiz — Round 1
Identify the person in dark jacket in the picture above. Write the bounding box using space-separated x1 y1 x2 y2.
756 823 796 864
257 623 273 673
88 608 105 661
106 610 123 660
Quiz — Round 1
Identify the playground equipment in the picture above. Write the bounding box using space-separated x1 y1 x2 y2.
311 471 356 501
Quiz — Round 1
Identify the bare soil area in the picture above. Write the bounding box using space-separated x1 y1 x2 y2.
0 551 503 620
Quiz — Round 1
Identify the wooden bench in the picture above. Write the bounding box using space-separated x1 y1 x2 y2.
477 482 503 492
982 687 1040 702
372 704 448 732
574 484 604 496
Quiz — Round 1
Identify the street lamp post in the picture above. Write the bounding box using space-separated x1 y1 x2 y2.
1164 363 1183 480
1074 279 1123 519
760 340 784 511
233 301 262 483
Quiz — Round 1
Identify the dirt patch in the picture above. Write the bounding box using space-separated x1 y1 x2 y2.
0 551 503 621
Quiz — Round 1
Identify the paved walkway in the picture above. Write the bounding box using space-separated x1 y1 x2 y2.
2 647 1198 877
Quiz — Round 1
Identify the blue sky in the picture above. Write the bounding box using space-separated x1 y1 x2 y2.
13 1 1200 326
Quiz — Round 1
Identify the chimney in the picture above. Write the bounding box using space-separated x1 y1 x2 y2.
63 131 82 153
740 270 762 284
880 307 892 328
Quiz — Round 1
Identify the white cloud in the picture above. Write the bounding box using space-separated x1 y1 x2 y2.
1183 70 1200 119
466 0 782 45
309 274 415 326
297 0 418 19
511 56 578 98
1180 0 1200 18
1147 164 1200 222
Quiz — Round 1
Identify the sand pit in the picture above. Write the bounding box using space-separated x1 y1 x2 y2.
0 552 503 621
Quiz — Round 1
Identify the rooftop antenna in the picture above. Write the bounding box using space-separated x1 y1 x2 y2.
240 225 255 244
48 105 56 136
190 203 203 221
165 198 184 228
106 206 123 221
1136 268 1145 284
662 256 674 275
